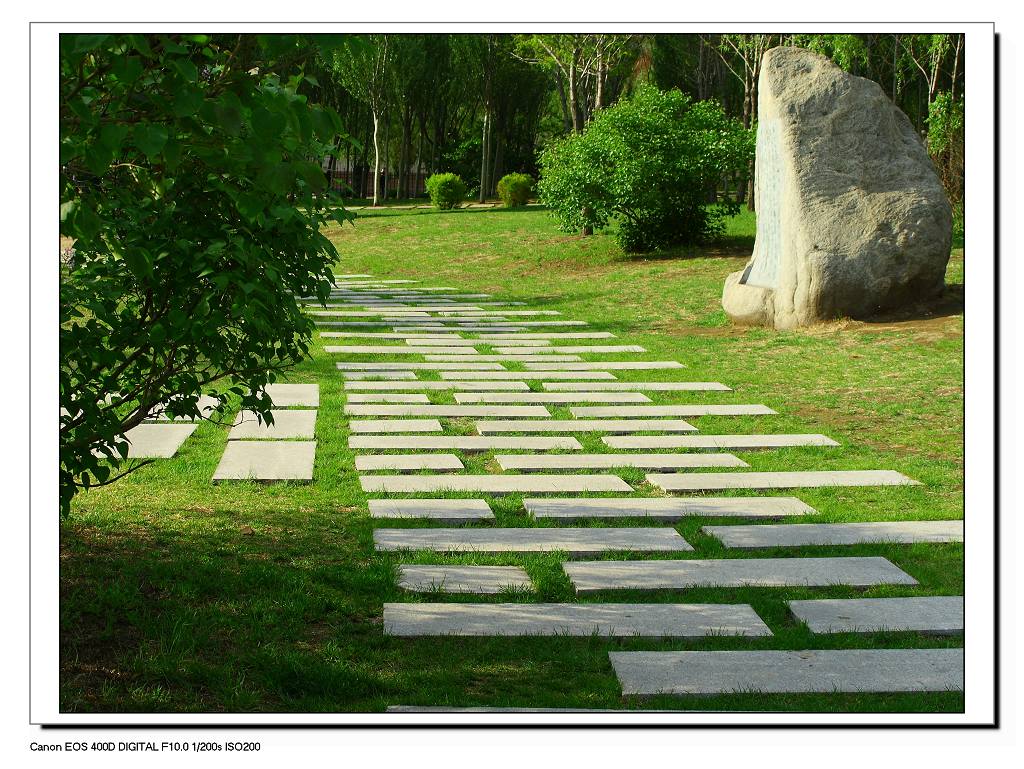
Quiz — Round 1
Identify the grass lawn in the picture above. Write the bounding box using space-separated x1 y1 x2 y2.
60 205 965 714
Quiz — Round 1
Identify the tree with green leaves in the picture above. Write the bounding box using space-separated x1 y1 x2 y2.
59 33 348 515
538 86 753 252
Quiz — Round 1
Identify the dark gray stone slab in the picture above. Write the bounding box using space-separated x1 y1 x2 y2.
355 454 464 471
704 520 963 548
609 649 964 695
564 556 918 593
604 434 839 449
545 382 731 391
476 419 697 434
348 419 444 433
212 440 316 481
369 498 494 523
384 602 769 637
397 566 532 594
344 405 551 418
788 596 964 634
350 436 584 452
570 405 777 417
228 409 317 440
496 453 748 471
525 496 816 521
648 470 922 491
373 527 691 555
361 474 634 494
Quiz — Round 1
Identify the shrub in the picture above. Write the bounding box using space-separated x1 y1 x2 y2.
496 173 534 207
425 173 468 209
538 85 753 252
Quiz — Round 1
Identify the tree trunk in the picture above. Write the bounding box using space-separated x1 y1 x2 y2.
553 70 572 133
371 110 381 206
478 109 489 203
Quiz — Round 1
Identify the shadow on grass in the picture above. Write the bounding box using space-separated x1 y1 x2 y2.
860 283 965 324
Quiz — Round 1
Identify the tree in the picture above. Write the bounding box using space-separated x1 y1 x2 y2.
330 35 391 205
537 86 753 252
59 33 349 515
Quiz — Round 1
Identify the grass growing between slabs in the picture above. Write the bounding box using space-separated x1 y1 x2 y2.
61 205 965 714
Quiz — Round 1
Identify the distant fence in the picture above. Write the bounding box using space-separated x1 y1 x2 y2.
326 168 429 200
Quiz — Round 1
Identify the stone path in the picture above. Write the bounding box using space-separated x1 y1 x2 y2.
309 273 955 706
228 409 317 440
120 423 198 458
212 440 316 481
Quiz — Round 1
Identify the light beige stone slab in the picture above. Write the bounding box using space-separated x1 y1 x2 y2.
525 496 816 521
360 474 633 494
374 527 691 555
348 420 444 433
425 354 583 362
344 405 551 418
350 436 584 452
117 423 198 458
477 332 615 339
439 371 616 380
492 345 646 354
570 405 777 417
647 470 922 491
453 392 651 404
603 434 839 449
228 409 317 440
342 371 419 380
345 394 431 403
344 381 531 391
325 345 482 354
397 567 532 594
263 383 320 408
369 498 494 522
355 454 464 471
545 382 731 392
475 419 698 434
495 453 748 472
212 440 316 481
703 520 963 548
335 362 505 370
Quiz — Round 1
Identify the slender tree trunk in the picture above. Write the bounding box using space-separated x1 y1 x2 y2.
371 110 381 206
553 70 572 133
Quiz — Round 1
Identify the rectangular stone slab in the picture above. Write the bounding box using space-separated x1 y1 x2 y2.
373 527 691 555
525 496 817 521
603 434 839 449
355 453 464 471
524 361 685 370
344 405 551 418
369 498 494 522
228 409 317 440
361 474 634 494
396 567 532 595
309 311 432 317
703 520 964 548
264 383 320 407
343 372 419 381
399 338 552 346
609 648 964 695
570 405 777 417
120 423 198 458
384 602 770 637
435 310 561 316
564 556 917 593
350 436 584 452
495 453 748 471
648 470 922 491
345 394 431 403
348 419 444 433
454 392 652 404
325 345 483 354
478 332 615 339
212 440 316 481
476 419 698 434
425 354 583 362
320 332 463 339
787 596 965 634
545 382 731 391
344 381 531 391
335 362 505 370
439 371 617 380
492 345 646 354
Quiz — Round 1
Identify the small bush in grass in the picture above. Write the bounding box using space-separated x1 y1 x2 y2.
425 173 468 210
496 173 533 207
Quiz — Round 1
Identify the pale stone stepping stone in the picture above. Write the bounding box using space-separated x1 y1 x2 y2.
384 602 769 637
787 596 964 634
212 440 316 481
349 419 443 433
436 310 561 316
604 434 839 449
492 345 646 354
343 371 418 381
648 470 921 492
118 423 198 458
495 453 748 472
546 382 731 392
401 326 529 332
440 370 616 380
325 345 484 354
344 405 551 418
263 383 319 407
310 311 432 317
454 392 652 404
336 362 505 371
476 419 697 434
385 706 690 713
361 474 633 494
320 332 463 339
350 436 584 452
145 394 221 421
704 520 963 548
369 498 494 523
356 454 464 472
397 566 532 594
525 496 816 521
373 527 690 555
525 361 685 370
564 556 917 593
346 394 431 404
571 405 777 417
344 381 530 391
609 648 964 695
228 409 317 440
425 354 583 362
478 332 615 339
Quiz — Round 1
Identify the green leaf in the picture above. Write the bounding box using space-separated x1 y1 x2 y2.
172 87 204 117
133 124 168 160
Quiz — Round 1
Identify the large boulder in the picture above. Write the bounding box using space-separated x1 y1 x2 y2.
722 47 952 329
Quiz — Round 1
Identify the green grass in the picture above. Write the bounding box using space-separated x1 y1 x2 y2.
61 206 964 714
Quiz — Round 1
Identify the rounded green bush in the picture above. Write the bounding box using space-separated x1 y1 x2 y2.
425 173 468 210
496 173 533 208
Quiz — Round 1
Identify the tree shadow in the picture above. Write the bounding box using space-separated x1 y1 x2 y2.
859 283 965 324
